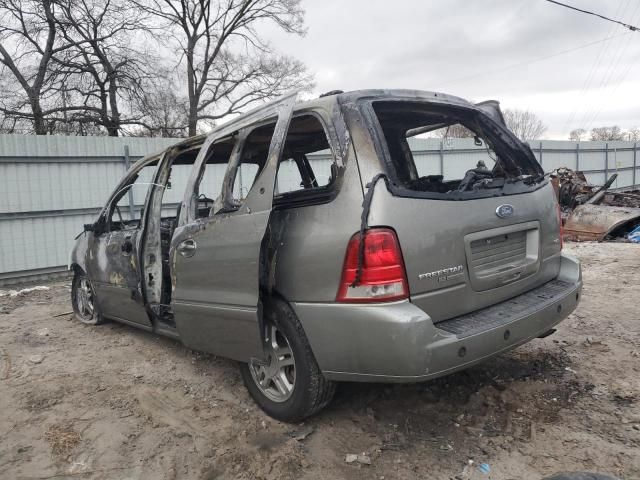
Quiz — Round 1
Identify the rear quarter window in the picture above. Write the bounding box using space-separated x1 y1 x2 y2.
274 113 339 205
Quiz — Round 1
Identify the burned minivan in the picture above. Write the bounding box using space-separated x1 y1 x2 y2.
69 90 582 421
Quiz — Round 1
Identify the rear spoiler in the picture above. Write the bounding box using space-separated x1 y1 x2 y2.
475 100 506 126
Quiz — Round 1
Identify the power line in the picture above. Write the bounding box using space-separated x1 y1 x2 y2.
560 0 629 134
582 5 640 131
544 0 639 32
583 58 638 133
578 2 640 132
440 31 630 87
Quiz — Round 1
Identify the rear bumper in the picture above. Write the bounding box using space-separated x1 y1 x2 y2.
293 253 581 383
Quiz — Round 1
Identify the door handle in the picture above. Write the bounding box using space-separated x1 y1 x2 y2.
177 239 197 257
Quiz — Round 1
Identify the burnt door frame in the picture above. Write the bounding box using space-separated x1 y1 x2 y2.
86 155 166 328
170 93 297 362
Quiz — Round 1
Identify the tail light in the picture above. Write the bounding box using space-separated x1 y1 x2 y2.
337 228 409 303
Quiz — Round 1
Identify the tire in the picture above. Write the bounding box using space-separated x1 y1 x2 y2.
239 298 336 422
71 270 104 325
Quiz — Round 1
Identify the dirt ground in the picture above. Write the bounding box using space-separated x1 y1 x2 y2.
1 242 639 480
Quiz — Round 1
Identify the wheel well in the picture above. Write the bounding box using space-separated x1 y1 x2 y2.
260 289 317 355
261 289 290 312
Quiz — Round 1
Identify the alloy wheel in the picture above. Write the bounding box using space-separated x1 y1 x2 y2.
249 324 296 403
75 277 96 322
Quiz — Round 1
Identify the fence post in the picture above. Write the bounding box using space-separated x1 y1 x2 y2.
439 140 444 176
539 141 543 168
576 142 580 171
604 142 609 182
634 142 638 188
123 145 135 219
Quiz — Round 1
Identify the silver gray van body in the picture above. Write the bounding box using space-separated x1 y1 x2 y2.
69 89 582 421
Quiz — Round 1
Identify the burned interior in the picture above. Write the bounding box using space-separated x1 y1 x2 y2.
137 111 342 324
370 101 545 199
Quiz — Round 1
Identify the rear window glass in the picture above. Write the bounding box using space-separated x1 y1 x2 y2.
371 101 542 199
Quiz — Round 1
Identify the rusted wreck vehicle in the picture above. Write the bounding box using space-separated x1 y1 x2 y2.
552 167 640 242
69 90 582 421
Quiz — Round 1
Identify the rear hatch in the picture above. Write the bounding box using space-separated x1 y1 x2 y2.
357 96 563 322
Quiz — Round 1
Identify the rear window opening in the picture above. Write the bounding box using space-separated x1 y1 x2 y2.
371 101 544 200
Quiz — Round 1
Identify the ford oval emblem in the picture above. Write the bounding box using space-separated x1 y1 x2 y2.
496 204 514 218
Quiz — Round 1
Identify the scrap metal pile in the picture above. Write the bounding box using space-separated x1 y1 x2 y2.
551 167 640 242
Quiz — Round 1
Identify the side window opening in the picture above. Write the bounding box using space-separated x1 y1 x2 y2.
275 157 305 194
275 114 337 200
232 162 260 202
192 136 238 218
229 122 277 207
107 161 158 232
371 101 542 198
160 146 201 223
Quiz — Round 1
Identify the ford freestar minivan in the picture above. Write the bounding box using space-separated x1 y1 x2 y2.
69 90 582 421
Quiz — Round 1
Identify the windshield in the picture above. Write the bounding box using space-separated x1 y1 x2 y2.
370 100 544 199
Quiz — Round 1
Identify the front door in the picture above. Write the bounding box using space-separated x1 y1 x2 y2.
170 93 296 362
86 159 161 327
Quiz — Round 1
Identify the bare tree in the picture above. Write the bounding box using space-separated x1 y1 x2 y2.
51 0 155 136
590 126 624 141
0 0 314 137
132 75 189 137
434 123 474 139
503 109 547 142
625 127 639 141
0 109 33 133
0 0 68 134
568 128 586 141
137 0 313 136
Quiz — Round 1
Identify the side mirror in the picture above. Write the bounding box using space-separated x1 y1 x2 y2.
474 135 483 147
83 223 96 232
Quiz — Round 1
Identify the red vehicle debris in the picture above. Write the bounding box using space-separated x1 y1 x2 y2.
551 167 640 242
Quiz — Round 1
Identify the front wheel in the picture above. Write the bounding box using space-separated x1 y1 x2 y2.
239 299 335 422
71 271 104 325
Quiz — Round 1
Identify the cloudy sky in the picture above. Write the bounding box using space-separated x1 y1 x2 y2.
265 0 640 139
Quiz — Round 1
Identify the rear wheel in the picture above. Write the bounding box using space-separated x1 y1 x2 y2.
71 271 104 325
240 299 335 422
